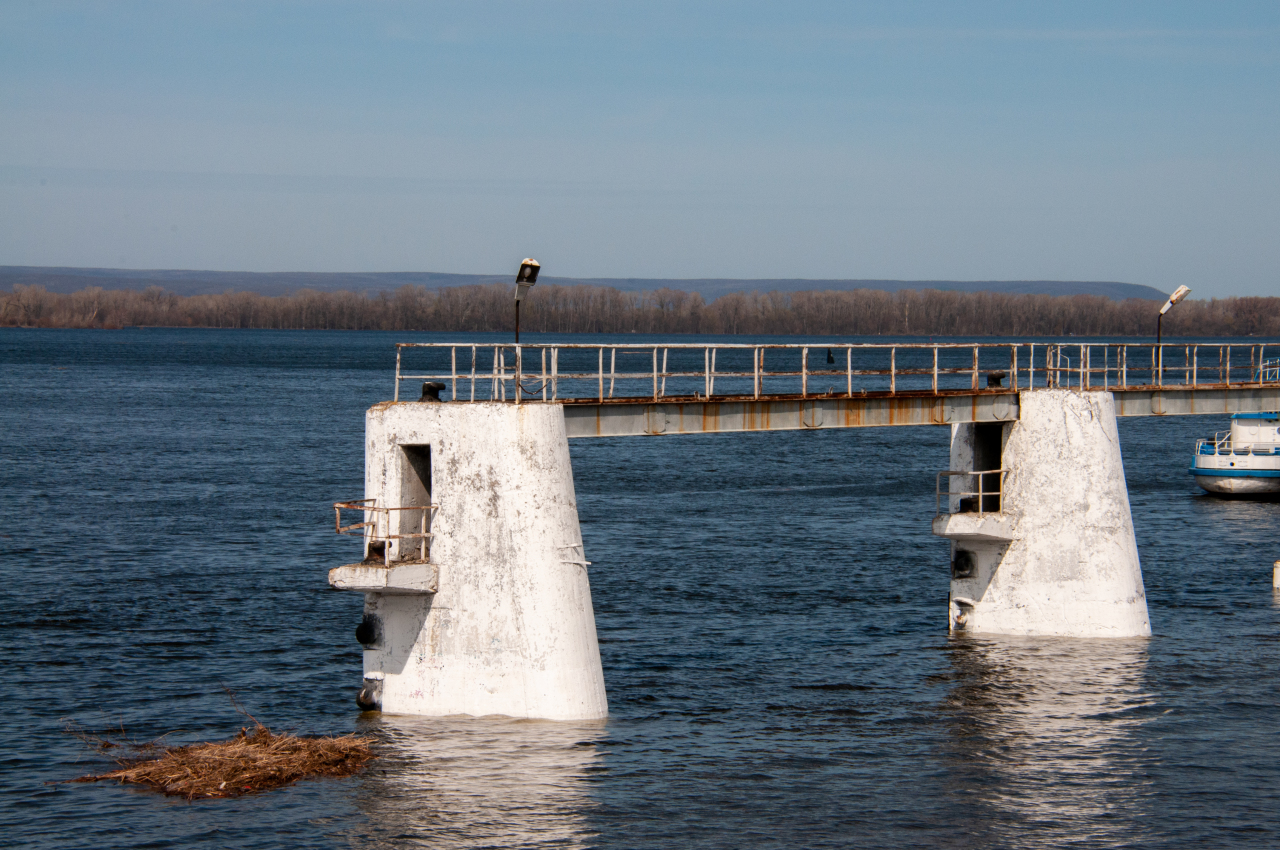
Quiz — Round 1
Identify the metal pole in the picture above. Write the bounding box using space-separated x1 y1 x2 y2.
1156 312 1162 383
515 301 521 344
754 348 761 399
846 347 852 397
652 348 658 401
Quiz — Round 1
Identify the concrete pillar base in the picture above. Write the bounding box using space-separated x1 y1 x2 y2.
939 390 1151 638
342 402 608 721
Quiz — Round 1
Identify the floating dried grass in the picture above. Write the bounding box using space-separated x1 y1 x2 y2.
70 696 376 800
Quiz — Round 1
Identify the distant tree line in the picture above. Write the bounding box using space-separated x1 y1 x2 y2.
2 282 1278 337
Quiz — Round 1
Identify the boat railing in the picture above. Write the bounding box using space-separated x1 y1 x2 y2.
390 342 1280 404
334 499 436 565
936 469 1008 517
1196 437 1280 457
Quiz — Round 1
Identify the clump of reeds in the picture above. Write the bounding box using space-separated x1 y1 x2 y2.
70 697 376 800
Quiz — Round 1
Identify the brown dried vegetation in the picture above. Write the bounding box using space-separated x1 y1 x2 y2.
73 723 376 800
3 281 1279 336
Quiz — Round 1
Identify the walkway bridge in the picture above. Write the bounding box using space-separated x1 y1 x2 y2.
394 341 1280 436
331 340 1280 720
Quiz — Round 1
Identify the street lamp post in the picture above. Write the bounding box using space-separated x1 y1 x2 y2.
514 258 540 344
1157 284 1191 381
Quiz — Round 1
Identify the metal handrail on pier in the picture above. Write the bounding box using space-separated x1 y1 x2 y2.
936 469 1008 517
392 341 1279 404
334 499 436 565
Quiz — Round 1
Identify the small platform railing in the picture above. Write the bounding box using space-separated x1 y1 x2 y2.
334 499 436 565
392 341 1280 404
936 469 1008 517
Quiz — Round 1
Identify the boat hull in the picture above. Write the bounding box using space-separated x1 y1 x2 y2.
1192 472 1280 495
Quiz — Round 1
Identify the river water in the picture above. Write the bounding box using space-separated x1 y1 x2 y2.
3 328 1280 849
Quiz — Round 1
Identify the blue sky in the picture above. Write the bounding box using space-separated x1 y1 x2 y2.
1 1 1277 296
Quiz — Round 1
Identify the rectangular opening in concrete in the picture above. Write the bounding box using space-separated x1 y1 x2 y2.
973 422 1003 513
396 444 433 562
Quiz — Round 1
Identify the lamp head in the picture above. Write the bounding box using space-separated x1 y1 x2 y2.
515 258 540 302
1160 285 1191 315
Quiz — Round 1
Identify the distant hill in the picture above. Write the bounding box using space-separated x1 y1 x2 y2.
0 266 1167 302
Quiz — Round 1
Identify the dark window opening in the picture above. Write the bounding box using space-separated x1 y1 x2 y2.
973 422 1003 512
397 445 432 561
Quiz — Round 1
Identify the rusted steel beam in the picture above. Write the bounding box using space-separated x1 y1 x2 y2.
1111 385 1280 417
557 384 1280 437
561 390 1020 438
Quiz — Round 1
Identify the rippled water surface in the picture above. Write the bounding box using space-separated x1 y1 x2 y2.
3 328 1280 849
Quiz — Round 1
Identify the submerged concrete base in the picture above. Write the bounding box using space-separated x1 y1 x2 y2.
940 390 1151 637
344 401 607 721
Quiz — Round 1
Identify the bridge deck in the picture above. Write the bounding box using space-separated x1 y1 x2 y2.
560 384 1280 437
389 341 1280 437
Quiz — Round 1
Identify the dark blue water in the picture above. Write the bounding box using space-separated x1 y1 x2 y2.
3 328 1280 849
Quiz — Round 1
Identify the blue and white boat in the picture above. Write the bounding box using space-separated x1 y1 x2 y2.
1191 412 1280 495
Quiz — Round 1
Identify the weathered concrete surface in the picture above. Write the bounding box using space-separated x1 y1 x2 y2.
350 401 607 720
932 513 1013 543
329 563 439 594
941 390 1151 637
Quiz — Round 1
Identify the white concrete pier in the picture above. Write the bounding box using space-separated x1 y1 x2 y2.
334 401 607 720
325 340 1280 717
935 390 1151 637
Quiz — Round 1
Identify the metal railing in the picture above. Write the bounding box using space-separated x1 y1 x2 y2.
334 499 436 565
1195 438 1279 457
936 469 1008 517
391 342 1280 404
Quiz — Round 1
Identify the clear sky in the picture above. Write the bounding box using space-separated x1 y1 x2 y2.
1 1 1277 297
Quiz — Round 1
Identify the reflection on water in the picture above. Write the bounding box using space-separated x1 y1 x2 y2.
347 715 606 849
940 637 1158 848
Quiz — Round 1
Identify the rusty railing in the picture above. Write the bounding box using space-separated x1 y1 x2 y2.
391 341 1279 404
936 469 1008 517
334 499 436 565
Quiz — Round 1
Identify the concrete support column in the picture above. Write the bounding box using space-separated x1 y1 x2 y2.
936 390 1151 637
351 402 607 720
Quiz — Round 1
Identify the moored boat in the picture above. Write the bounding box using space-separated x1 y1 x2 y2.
1190 412 1280 495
